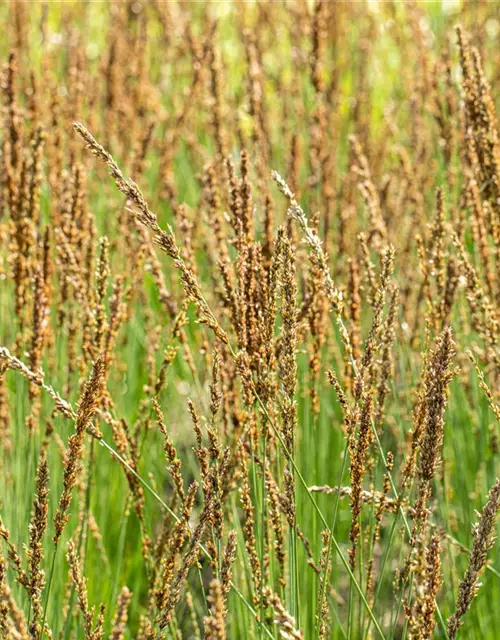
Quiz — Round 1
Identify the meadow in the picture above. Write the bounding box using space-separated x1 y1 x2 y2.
1 1 500 638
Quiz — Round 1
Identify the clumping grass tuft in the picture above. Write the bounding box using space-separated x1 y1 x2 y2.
1 2 500 639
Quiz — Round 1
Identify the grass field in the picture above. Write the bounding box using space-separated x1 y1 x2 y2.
1 1 500 638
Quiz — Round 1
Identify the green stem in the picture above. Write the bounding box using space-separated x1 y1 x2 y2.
40 543 59 639
260 429 267 640
108 496 131 636
316 439 350 639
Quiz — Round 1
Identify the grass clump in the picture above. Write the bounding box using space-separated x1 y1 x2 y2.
1 2 500 639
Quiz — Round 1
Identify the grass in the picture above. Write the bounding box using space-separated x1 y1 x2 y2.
1 1 500 639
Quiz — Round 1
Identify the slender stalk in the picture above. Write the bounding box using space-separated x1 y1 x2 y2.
40 543 59 639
